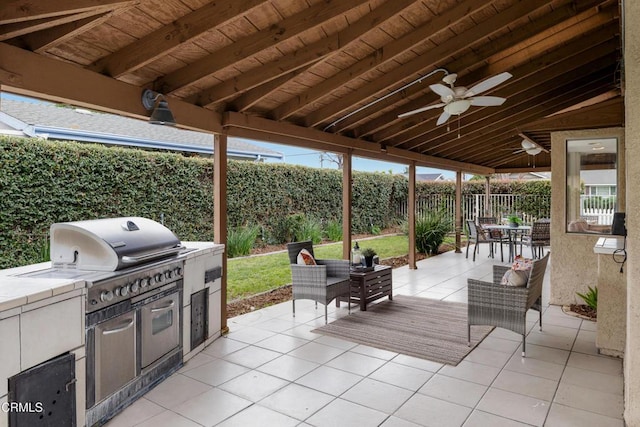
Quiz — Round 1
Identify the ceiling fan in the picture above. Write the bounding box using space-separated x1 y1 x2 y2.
398 71 513 125
514 139 543 156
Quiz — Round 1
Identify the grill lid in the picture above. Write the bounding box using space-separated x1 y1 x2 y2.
50 217 183 271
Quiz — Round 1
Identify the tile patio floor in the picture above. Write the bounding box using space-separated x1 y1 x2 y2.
106 245 624 427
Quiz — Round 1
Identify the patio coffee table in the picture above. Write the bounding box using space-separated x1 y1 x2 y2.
338 264 393 311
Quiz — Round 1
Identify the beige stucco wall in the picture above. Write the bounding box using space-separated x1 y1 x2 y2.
625 2 640 424
550 128 625 306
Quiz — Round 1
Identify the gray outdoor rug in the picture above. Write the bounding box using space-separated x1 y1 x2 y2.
313 295 494 366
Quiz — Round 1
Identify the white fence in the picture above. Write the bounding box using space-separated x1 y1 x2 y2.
580 195 616 225
396 194 551 232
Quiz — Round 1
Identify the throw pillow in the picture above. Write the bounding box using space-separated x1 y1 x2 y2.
500 255 534 287
296 248 316 265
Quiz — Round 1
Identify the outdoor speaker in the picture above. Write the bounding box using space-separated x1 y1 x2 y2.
612 212 627 236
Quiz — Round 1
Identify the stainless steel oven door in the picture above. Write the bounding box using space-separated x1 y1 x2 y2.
141 291 180 368
94 313 136 402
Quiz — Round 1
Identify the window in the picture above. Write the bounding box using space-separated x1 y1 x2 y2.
566 138 617 234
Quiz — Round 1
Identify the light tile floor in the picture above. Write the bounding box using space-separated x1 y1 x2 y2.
106 245 624 427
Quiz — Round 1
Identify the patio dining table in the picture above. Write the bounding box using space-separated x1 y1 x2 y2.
482 224 532 262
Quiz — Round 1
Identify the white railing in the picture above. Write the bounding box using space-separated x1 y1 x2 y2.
396 194 551 232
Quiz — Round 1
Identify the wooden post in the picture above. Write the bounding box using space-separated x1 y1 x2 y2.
214 133 228 334
409 161 417 269
455 171 462 253
484 175 491 216
342 150 352 260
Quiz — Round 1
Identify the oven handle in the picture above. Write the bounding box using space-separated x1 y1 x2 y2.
150 301 175 313
121 246 184 264
102 319 135 335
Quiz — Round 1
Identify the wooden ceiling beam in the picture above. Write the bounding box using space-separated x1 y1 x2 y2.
355 1 616 139
522 97 624 131
393 31 620 150
0 9 109 41
271 0 488 121
88 0 267 78
189 0 409 108
159 0 369 94
18 12 113 52
0 42 222 134
303 0 554 128
0 0 135 25
222 111 493 175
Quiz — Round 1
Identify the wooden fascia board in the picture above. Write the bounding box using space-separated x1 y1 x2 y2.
223 112 493 175
495 166 551 174
522 98 624 131
0 42 222 133
0 0 135 25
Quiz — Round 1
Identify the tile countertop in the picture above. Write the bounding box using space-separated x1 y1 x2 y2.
593 237 626 254
0 242 224 313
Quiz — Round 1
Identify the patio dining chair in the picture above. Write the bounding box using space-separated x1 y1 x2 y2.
467 252 549 357
478 216 508 258
521 219 551 259
286 241 351 324
466 220 503 262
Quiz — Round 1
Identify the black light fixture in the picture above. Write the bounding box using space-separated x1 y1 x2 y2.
141 89 176 126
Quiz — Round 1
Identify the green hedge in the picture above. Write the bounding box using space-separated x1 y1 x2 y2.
0 136 551 269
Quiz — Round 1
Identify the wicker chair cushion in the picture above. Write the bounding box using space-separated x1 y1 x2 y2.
297 248 317 265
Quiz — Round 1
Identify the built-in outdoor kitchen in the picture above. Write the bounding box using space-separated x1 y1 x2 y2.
0 217 224 427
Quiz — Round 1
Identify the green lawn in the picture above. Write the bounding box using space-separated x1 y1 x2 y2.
227 234 453 300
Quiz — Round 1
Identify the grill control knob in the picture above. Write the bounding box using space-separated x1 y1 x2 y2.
174 267 182 276
165 270 173 279
155 273 164 283
130 281 140 293
119 285 129 297
140 277 150 288
100 290 114 302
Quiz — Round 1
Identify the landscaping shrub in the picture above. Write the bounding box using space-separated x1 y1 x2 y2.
413 211 452 255
295 216 322 244
227 225 260 258
324 220 342 241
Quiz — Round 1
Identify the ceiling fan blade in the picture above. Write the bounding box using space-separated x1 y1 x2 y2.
463 72 513 97
398 103 445 118
469 96 506 106
429 83 455 98
436 111 451 125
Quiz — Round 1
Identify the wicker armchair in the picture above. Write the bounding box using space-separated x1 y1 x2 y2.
521 220 551 259
466 220 503 262
467 252 549 356
286 241 351 324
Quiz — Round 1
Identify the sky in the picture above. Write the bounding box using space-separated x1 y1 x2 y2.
0 92 455 178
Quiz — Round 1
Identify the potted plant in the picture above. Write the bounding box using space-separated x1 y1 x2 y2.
507 215 522 228
361 248 377 267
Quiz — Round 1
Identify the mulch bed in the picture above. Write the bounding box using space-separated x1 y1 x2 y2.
564 304 597 321
226 241 456 318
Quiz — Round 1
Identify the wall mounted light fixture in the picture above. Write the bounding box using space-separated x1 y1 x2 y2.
141 89 176 126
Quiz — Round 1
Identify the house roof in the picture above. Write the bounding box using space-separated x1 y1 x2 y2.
0 98 283 160
415 173 446 182
0 0 623 173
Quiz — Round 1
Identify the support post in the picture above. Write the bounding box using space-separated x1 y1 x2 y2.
455 171 462 253
484 175 491 216
214 133 228 334
342 150 352 260
408 161 417 269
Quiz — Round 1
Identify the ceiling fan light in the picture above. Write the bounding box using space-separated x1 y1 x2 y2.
521 140 536 150
526 147 542 155
444 99 471 115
